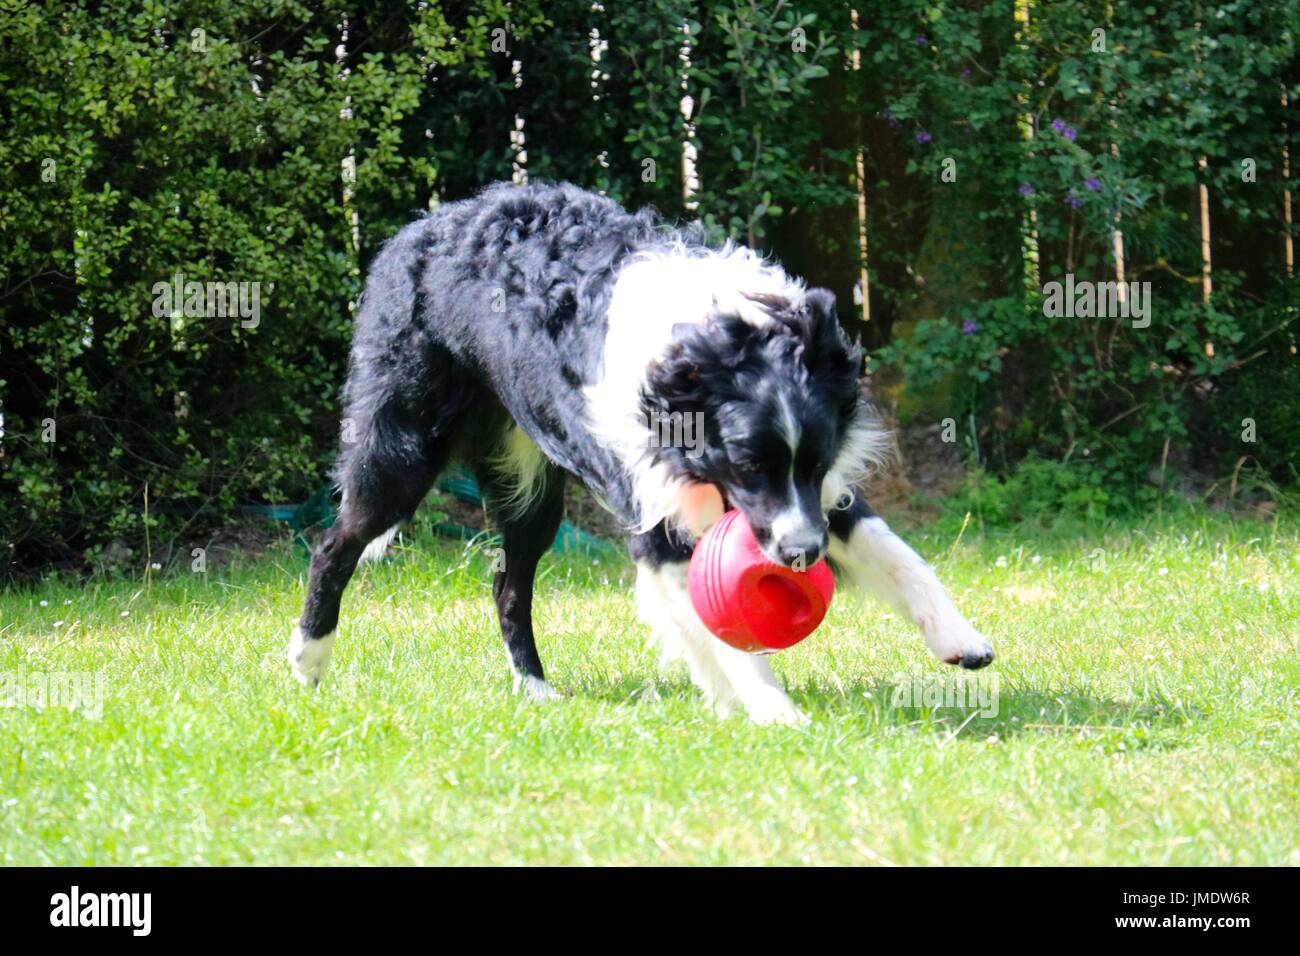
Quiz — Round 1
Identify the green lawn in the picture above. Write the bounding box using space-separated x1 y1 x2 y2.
1 511 1297 865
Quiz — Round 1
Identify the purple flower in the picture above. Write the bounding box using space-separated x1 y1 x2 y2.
961 68 972 78
915 35 929 45
1084 177 1102 192
1063 126 1077 141
1065 190 1083 209
1018 182 1035 197
915 131 932 144
1050 118 1066 134
961 320 979 335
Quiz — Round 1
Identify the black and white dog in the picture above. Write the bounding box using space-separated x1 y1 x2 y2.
289 182 992 724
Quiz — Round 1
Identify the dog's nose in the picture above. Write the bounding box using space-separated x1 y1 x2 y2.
775 532 827 568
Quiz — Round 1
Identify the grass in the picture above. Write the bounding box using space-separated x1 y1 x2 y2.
1 509 1297 865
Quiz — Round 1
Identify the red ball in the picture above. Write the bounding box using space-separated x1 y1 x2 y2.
687 510 835 654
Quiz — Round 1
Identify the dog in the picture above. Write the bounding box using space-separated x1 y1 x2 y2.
288 181 993 725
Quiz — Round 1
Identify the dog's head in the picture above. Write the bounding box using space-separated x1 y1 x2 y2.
642 288 877 566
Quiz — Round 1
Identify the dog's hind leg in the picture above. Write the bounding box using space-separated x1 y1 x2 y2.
477 441 567 702
290 403 457 686
827 492 994 669
630 525 807 725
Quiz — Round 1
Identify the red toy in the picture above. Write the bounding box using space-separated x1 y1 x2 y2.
687 509 835 654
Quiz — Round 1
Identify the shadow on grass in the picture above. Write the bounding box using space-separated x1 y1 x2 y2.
794 679 1204 749
569 670 1203 750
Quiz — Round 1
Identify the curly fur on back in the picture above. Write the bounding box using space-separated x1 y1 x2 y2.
333 180 884 548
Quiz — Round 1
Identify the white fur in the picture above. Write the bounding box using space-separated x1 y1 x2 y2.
513 673 562 702
360 525 398 563
585 242 888 534
287 626 334 686
777 393 801 450
488 424 549 517
635 560 807 725
768 505 808 548
767 470 819 562
585 243 806 533
828 515 993 665
821 402 891 511
768 506 823 565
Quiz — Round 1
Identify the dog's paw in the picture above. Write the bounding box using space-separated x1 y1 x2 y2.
927 614 995 670
951 642 995 669
739 686 809 726
287 627 334 687
513 674 562 702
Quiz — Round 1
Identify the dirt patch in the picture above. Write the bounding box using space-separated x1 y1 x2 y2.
858 420 967 527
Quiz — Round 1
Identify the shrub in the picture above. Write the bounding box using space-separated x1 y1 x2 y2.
0 1 520 573
1 0 1296 576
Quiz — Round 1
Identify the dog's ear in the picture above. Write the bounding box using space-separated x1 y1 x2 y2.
802 288 857 366
646 324 709 410
741 291 792 316
804 287 837 322
800 288 862 418
646 317 753 411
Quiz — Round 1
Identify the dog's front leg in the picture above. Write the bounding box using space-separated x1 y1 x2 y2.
827 494 994 669
631 527 807 726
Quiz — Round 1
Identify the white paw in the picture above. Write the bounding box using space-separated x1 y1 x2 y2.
924 613 995 670
287 627 334 686
710 692 742 720
514 674 562 702
739 686 809 726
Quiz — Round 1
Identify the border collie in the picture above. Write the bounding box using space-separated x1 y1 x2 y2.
289 182 993 725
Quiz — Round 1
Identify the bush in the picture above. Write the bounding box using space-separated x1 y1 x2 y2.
869 0 1300 500
935 457 1114 531
2 0 1297 576
0 1 530 573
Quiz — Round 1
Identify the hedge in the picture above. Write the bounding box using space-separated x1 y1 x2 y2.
1 0 1297 574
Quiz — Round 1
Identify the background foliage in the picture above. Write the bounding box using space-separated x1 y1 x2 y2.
1 0 1297 574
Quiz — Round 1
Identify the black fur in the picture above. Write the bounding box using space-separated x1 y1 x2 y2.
297 182 868 688
641 288 862 562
